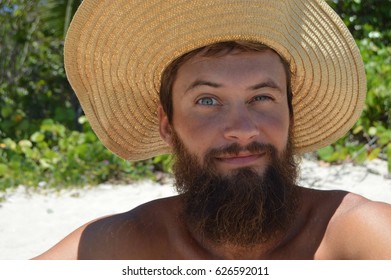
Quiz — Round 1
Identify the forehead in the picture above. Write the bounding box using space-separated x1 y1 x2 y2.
189 49 283 68
174 50 288 87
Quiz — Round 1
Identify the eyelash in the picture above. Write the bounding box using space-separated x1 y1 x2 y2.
249 95 274 103
195 95 274 106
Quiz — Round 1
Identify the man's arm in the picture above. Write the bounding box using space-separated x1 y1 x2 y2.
31 198 173 260
32 215 120 260
328 199 391 259
31 213 141 260
31 223 88 260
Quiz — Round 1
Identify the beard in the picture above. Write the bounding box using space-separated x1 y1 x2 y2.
171 131 300 247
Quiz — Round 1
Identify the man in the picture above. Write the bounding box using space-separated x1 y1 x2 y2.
33 0 391 259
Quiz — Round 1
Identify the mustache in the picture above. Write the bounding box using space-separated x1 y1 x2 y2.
205 142 277 159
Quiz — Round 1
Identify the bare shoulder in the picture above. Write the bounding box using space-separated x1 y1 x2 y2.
32 195 182 260
323 191 391 259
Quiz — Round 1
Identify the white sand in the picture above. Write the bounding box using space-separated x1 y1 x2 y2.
0 159 390 260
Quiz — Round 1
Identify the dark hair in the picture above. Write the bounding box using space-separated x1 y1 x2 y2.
159 41 293 123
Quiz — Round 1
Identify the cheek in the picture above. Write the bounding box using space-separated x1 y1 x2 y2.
172 110 222 153
258 110 290 148
174 113 218 137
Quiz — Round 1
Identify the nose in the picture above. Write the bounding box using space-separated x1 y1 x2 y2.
223 105 260 144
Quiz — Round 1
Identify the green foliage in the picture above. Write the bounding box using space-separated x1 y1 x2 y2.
40 0 83 39
0 0 79 140
0 118 160 190
327 0 391 45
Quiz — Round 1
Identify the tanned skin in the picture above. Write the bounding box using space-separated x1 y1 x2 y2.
33 51 391 260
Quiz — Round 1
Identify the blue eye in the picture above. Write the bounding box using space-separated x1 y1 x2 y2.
196 97 218 106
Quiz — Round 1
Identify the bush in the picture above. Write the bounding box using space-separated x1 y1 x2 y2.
0 117 167 190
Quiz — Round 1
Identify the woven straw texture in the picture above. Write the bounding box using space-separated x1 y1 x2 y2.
64 0 366 160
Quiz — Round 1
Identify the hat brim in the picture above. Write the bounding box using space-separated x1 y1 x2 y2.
64 0 366 160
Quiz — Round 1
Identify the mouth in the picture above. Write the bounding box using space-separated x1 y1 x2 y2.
215 152 267 166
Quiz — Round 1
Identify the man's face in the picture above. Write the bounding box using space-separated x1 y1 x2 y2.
158 50 298 246
162 50 291 174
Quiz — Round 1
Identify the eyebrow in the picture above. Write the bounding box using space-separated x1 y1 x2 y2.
248 80 282 92
184 78 283 94
185 80 222 93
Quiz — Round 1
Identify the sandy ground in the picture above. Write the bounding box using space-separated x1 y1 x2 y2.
0 159 390 260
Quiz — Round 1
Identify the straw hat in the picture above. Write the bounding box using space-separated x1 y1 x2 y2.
64 0 366 161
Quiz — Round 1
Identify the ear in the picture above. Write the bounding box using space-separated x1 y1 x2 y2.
158 105 173 147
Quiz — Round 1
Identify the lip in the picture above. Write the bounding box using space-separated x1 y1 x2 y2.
216 152 266 166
